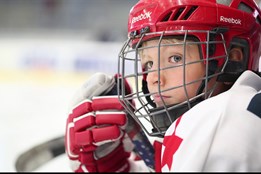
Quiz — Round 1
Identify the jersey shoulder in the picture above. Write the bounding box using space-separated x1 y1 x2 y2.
161 70 261 172
190 70 261 118
228 70 261 118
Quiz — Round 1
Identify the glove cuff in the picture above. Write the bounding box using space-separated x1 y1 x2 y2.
76 142 130 172
96 142 131 172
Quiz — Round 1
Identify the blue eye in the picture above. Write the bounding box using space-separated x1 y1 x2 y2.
144 61 153 70
169 55 182 63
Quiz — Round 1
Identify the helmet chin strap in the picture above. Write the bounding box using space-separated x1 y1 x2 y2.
148 98 203 137
142 60 218 137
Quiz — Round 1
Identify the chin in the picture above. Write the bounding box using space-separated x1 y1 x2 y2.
154 98 181 107
155 101 177 107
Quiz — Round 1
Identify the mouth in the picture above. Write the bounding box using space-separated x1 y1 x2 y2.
152 94 171 104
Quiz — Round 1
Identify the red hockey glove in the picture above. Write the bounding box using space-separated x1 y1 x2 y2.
65 73 133 172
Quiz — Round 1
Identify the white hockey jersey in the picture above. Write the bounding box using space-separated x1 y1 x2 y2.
129 70 261 172
161 70 261 172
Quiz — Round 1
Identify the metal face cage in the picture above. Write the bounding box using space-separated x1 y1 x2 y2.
118 30 228 137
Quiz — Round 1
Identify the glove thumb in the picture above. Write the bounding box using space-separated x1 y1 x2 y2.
70 72 116 107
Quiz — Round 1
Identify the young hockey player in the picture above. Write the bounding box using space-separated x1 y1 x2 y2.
65 0 261 172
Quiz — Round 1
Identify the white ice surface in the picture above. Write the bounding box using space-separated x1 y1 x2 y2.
0 80 78 172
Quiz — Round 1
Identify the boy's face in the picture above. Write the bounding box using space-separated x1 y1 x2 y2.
140 38 206 107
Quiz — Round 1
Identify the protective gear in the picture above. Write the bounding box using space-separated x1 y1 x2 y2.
65 73 132 172
161 70 261 172
65 72 155 172
118 0 261 137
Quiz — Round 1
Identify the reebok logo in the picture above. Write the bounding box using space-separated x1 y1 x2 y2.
220 16 241 25
131 11 152 24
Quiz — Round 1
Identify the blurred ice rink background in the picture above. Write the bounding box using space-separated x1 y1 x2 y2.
0 0 261 172
0 0 138 172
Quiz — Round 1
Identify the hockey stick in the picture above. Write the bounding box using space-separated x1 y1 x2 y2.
15 132 155 172
15 74 155 172
15 135 65 172
110 77 155 170
15 120 155 171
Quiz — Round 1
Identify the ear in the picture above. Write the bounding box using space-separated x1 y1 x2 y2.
223 47 244 85
229 47 243 62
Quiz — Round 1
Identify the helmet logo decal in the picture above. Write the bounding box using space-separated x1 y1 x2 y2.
131 11 152 24
220 16 242 25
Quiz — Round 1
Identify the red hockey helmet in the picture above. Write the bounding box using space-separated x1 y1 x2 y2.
128 0 261 71
118 0 261 137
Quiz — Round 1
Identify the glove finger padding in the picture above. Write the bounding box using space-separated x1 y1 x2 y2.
67 96 128 151
92 96 125 111
65 73 134 172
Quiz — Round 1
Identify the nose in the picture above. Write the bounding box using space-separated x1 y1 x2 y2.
147 64 165 87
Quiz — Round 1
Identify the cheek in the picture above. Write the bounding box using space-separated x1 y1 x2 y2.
166 70 183 86
147 68 183 92
146 62 205 92
184 63 206 94
187 62 205 79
